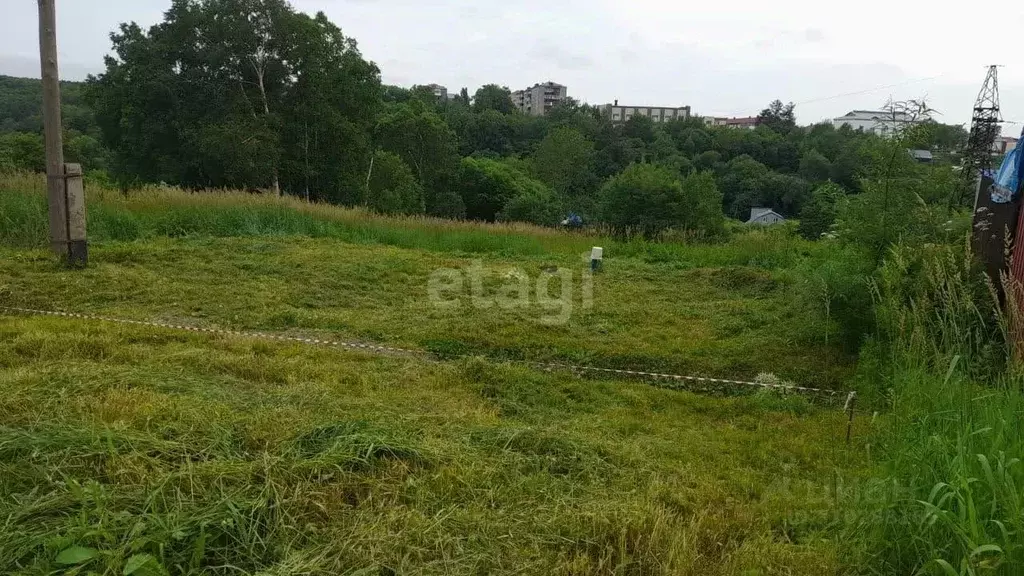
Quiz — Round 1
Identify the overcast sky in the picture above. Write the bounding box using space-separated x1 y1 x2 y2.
3 0 1024 129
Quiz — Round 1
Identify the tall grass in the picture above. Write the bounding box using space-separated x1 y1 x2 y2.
848 241 1024 575
0 172 819 268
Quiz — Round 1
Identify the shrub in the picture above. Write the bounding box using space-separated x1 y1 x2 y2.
599 164 725 239
498 184 562 226
0 132 45 173
458 157 552 222
678 171 725 237
798 182 846 240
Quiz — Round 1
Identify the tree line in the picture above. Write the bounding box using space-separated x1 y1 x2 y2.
0 0 969 238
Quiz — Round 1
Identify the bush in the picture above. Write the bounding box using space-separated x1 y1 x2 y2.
458 157 552 222
598 164 725 239
678 171 726 237
498 183 562 226
835 179 955 261
798 182 846 240
365 150 424 215
0 132 45 173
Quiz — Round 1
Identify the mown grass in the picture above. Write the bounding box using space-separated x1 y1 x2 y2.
0 174 851 387
0 315 867 575
0 172 871 574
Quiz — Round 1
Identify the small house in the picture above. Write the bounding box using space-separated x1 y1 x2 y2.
908 149 933 163
746 208 785 225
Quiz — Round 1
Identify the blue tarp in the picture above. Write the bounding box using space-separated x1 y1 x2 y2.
990 128 1024 203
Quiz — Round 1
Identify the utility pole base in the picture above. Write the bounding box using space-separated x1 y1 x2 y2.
68 240 88 268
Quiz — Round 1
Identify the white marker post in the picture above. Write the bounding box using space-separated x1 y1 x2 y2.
591 247 603 272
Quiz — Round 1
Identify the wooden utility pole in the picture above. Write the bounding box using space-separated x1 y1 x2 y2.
37 0 87 266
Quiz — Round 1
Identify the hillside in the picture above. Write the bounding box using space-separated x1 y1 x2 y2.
0 176 867 574
0 75 94 135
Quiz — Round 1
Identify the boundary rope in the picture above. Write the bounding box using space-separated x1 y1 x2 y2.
0 306 847 403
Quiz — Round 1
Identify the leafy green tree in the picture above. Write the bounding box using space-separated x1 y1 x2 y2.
674 127 712 157
88 0 381 200
507 113 550 156
365 150 424 215
829 148 862 191
717 155 770 218
458 157 548 221
622 115 656 144
529 127 597 213
498 181 562 226
472 84 514 114
658 154 693 179
693 150 722 172
918 120 969 152
758 173 811 216
798 182 845 239
764 139 800 173
598 163 687 238
803 122 846 161
374 101 460 214
546 98 601 137
836 180 949 261
0 132 45 172
593 137 644 178
798 149 832 184
678 171 726 236
757 100 796 135
455 109 513 156
65 133 110 171
650 130 678 161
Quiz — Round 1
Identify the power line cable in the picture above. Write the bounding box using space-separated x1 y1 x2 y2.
794 74 945 106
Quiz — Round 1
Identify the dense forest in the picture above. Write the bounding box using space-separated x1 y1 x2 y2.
0 0 969 238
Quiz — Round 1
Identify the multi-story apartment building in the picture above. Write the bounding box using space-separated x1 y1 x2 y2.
424 84 448 101
597 100 691 124
511 82 568 116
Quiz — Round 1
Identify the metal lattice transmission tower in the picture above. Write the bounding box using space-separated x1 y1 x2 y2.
964 65 1003 205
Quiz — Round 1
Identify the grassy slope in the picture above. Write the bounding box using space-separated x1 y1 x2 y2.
0 315 863 575
0 177 866 573
0 236 848 386
0 176 850 387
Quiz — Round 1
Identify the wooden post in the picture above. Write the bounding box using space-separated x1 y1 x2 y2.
844 391 857 446
38 0 68 256
37 0 87 266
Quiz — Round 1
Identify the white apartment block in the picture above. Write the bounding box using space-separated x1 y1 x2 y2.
511 82 568 116
598 101 691 124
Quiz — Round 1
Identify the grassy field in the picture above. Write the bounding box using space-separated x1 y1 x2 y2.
0 176 868 574
0 315 866 575
0 175 851 387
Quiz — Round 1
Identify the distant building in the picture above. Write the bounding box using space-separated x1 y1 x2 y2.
832 110 922 137
511 82 567 116
993 136 1018 155
598 100 691 124
704 116 758 130
747 208 785 225
424 84 448 101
